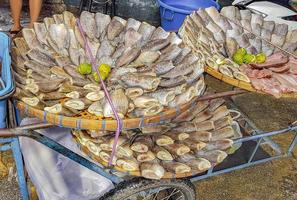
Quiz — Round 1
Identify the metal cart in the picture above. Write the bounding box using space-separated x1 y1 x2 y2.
0 92 296 200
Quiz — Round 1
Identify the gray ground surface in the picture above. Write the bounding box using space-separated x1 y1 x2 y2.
195 76 297 200
0 178 20 200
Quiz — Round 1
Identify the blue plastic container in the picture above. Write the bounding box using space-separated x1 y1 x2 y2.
157 0 220 31
0 32 14 128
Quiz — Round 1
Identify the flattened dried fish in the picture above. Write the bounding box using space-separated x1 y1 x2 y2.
124 28 142 47
141 162 165 180
158 44 182 62
197 150 227 163
133 96 159 108
24 60 51 76
204 139 233 151
33 22 48 45
49 24 69 50
53 14 64 24
63 65 84 79
87 101 103 117
80 11 96 40
44 17 55 30
169 86 195 107
131 51 161 67
131 136 153 153
103 88 129 118
138 22 156 46
95 12 111 39
63 11 76 29
142 39 169 51
22 28 42 50
151 27 170 40
126 18 141 31
152 146 173 161
116 47 141 67
125 87 144 99
117 158 139 171
155 135 174 146
107 16 126 41
136 151 156 162
27 49 55 66
211 126 234 141
120 73 160 91
165 144 190 156
35 78 65 93
147 89 175 106
96 40 115 59
152 60 175 75
159 76 186 88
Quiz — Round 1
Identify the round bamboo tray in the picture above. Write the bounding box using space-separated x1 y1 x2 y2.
75 137 215 179
205 66 297 98
16 98 199 131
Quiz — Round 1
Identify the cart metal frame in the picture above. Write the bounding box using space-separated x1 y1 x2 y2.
0 93 296 200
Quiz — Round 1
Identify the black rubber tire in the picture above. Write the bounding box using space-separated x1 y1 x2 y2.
100 177 196 200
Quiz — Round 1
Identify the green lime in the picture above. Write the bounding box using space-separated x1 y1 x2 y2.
77 63 92 75
243 54 256 64
235 48 247 56
232 53 244 65
256 53 266 63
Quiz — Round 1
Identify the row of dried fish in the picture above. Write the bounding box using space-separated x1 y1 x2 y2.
12 10 205 118
179 8 250 83
179 6 297 84
73 98 237 179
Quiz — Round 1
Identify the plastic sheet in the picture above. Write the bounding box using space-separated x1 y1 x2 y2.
19 118 114 200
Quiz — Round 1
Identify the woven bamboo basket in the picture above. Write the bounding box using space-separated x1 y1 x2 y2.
180 10 297 98
205 66 297 98
16 98 199 131
74 137 215 179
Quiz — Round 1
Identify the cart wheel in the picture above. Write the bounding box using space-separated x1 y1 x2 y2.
100 177 196 200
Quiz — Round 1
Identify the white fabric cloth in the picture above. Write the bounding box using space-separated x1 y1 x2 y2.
19 118 114 200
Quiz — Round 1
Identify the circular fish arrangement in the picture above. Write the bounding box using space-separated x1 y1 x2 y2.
73 98 240 179
12 11 205 123
179 6 297 98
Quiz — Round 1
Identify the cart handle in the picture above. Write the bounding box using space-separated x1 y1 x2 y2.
0 123 53 137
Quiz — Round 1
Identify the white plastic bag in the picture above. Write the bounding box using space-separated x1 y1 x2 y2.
19 118 114 200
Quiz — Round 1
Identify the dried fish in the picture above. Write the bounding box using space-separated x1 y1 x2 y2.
141 162 165 180
120 73 160 91
163 161 191 173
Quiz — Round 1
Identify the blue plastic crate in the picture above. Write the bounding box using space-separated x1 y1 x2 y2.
0 32 14 128
157 0 220 32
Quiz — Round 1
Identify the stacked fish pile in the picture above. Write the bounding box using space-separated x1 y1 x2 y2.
11 10 205 119
73 98 237 179
179 6 297 96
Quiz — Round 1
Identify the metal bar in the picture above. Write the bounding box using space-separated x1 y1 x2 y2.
248 138 262 163
190 155 284 182
228 100 283 154
79 0 84 14
233 126 297 144
24 131 123 184
0 123 54 137
0 87 15 101
88 0 93 12
111 0 115 17
288 132 297 154
257 137 282 156
0 144 11 151
207 167 213 175
11 138 29 200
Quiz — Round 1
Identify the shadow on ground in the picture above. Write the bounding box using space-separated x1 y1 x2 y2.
195 76 297 200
